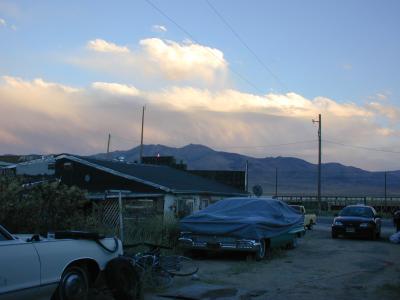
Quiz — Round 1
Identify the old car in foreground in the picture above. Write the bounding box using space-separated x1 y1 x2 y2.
178 197 305 260
331 205 381 240
0 224 122 300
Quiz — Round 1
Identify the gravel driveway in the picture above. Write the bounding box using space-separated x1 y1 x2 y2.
147 226 400 300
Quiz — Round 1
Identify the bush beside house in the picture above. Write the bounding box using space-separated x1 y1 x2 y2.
0 177 96 233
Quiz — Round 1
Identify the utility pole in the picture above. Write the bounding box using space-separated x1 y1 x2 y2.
106 133 111 159
384 171 387 206
312 114 322 213
245 160 249 193
139 105 145 164
275 167 278 198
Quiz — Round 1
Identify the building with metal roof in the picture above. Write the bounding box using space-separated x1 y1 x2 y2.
55 154 247 218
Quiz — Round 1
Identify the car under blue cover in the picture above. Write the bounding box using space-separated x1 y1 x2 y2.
178 197 305 260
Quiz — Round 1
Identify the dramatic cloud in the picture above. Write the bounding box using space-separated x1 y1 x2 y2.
146 87 371 118
92 82 140 96
74 38 228 84
152 25 167 32
87 39 130 53
139 38 227 81
1 76 399 170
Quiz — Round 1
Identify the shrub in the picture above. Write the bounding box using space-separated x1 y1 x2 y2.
0 176 96 233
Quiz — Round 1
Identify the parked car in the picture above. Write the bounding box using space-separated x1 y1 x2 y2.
0 224 122 300
289 205 317 229
178 197 305 260
331 205 381 240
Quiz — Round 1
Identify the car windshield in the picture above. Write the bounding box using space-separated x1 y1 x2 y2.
339 207 374 218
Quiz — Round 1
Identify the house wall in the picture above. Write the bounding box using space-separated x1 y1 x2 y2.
163 194 176 218
163 194 229 218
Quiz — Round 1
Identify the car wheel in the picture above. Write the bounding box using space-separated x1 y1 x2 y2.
376 230 381 239
254 239 266 261
307 221 314 230
331 231 338 239
57 265 89 300
105 256 143 300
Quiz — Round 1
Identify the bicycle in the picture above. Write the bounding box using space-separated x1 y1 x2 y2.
124 242 199 289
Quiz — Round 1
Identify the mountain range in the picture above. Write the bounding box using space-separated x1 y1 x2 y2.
93 144 400 196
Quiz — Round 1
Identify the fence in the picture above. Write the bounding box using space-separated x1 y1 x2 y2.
276 195 400 212
91 191 177 246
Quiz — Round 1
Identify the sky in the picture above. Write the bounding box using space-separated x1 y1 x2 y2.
0 0 400 171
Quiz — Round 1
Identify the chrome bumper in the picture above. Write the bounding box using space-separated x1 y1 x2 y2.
178 237 260 252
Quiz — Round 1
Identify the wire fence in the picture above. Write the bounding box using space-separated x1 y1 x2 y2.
93 191 178 246
276 195 400 213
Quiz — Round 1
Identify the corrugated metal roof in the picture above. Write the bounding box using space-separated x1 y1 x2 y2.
57 155 246 196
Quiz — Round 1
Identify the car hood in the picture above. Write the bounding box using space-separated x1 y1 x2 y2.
14 234 36 240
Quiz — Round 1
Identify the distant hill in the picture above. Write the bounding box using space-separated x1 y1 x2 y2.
95 144 400 196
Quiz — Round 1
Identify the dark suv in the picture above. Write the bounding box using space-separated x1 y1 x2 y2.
331 205 381 240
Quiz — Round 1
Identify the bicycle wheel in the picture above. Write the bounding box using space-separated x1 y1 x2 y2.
159 255 199 276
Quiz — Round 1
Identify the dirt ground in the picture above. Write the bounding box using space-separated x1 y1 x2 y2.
147 226 400 300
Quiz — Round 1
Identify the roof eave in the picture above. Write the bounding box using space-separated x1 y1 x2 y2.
56 155 171 192
171 190 248 196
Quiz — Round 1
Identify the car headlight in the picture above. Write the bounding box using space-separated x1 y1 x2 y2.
359 223 370 228
334 220 343 226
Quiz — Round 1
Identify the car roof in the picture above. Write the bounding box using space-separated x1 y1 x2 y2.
342 205 376 213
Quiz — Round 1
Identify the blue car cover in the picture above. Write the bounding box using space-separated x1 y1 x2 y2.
180 197 304 240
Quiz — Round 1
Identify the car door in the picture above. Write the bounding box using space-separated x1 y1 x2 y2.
0 231 41 300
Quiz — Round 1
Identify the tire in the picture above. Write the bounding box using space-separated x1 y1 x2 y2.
369 230 376 241
56 265 89 300
376 230 381 239
254 239 266 261
331 231 338 239
159 255 199 276
105 257 143 300
307 221 314 230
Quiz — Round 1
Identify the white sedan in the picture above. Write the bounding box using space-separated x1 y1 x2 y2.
0 224 123 300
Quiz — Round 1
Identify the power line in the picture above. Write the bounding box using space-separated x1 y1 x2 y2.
144 0 264 94
323 139 400 154
205 0 288 92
